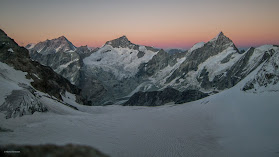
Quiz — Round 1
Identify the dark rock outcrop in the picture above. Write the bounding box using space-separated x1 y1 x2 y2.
175 90 209 104
0 144 109 157
123 87 208 106
76 46 98 59
105 35 137 49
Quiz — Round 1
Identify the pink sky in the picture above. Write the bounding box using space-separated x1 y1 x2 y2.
1 0 278 49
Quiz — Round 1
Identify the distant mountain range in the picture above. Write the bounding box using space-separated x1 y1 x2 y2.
24 31 279 106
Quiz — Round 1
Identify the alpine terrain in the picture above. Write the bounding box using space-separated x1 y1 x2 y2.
1 29 279 157
27 31 279 106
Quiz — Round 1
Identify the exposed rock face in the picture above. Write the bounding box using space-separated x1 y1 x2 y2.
123 87 180 106
27 37 98 86
105 35 137 49
26 36 83 85
76 46 98 60
165 48 186 54
137 49 186 79
0 29 88 104
29 49 82 85
123 87 208 106
243 45 279 92
29 36 76 55
0 144 109 157
175 90 209 104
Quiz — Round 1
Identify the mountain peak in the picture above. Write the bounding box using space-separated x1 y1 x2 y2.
217 31 224 37
209 31 232 44
0 29 7 36
56 36 68 41
119 35 128 40
0 29 19 48
211 31 224 40
27 35 76 54
112 35 130 43
105 35 135 48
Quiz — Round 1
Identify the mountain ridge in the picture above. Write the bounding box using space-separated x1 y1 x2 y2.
0 29 88 105
24 31 279 105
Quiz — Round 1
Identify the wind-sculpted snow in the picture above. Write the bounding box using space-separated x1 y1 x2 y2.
0 89 47 119
0 62 47 118
188 42 205 52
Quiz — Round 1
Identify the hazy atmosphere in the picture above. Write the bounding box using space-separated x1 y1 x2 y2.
0 0 278 49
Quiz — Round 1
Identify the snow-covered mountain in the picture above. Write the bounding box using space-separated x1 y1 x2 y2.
84 36 159 80
26 37 99 85
122 32 279 105
0 29 89 118
25 31 279 106
81 36 160 104
28 36 76 55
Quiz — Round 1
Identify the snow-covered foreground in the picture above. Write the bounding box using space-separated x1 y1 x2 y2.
1 84 279 157
0 61 278 157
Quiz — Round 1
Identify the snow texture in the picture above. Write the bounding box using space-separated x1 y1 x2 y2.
7 48 14 53
83 45 158 80
188 42 205 52
1 66 278 156
197 45 242 81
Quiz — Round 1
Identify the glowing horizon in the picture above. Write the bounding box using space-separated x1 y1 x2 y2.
1 0 278 49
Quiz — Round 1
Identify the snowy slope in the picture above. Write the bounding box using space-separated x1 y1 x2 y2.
1 56 279 156
1 78 278 157
197 45 242 82
0 62 32 105
188 42 205 52
0 61 85 118
0 62 48 118
83 45 158 80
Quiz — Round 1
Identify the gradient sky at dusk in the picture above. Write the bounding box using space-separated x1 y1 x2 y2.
0 0 278 49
